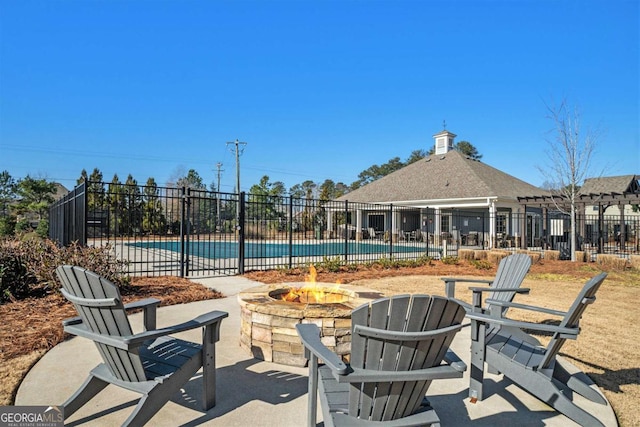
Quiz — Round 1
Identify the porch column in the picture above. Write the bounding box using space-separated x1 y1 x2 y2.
326 211 333 239
391 210 400 242
355 209 363 241
434 208 441 245
489 201 496 249
620 203 626 251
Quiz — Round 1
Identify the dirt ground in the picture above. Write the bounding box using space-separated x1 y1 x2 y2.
1 259 638 426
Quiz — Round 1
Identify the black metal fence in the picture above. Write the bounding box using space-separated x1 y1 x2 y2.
50 181 639 277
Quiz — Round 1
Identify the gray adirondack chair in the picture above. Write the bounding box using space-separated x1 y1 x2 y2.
55 265 228 426
296 294 467 427
441 252 532 314
466 272 611 427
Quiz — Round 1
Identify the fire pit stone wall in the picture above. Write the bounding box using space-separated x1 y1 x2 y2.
238 283 383 367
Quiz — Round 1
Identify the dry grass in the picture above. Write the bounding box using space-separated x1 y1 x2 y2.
246 260 640 427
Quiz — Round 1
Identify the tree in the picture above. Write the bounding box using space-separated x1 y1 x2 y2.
14 175 57 221
176 169 206 190
318 179 348 201
405 149 429 165
426 140 482 160
454 141 482 160
351 157 404 189
0 170 17 217
537 99 599 262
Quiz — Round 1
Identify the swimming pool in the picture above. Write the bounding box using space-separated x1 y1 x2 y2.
130 240 427 260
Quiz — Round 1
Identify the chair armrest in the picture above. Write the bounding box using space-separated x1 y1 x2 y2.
339 364 465 384
466 312 578 338
441 277 492 298
123 298 161 311
296 324 348 375
64 310 228 350
468 287 530 294
485 299 566 317
122 310 228 347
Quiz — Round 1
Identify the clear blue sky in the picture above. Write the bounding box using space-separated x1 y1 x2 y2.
1 0 638 194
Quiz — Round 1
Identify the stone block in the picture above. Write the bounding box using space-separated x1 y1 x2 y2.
251 342 273 362
252 311 273 326
272 326 298 337
335 319 352 329
273 351 307 367
273 341 292 353
271 316 301 328
321 336 337 347
273 332 301 344
252 325 272 343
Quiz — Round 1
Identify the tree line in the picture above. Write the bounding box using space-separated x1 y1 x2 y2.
0 141 482 237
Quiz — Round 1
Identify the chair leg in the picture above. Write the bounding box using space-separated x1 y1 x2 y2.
202 325 217 410
63 373 109 418
469 319 486 402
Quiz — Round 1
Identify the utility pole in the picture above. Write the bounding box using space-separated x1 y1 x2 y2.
226 139 247 226
226 139 247 194
215 162 223 231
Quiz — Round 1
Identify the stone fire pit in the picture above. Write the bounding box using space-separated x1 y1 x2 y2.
238 283 383 366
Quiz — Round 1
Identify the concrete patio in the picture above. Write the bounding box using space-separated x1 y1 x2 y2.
16 276 618 426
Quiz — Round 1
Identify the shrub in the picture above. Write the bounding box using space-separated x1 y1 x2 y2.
630 255 640 270
470 259 493 270
596 254 628 270
544 250 560 261
487 251 509 264
0 217 16 237
473 250 487 260
0 254 37 302
441 256 459 265
458 249 475 261
0 238 129 303
36 220 48 239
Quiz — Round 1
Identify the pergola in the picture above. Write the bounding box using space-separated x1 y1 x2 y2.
518 175 640 253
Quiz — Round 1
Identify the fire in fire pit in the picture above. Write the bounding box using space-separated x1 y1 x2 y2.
237 266 383 366
273 265 351 304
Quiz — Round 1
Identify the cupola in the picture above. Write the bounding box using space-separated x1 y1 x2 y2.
433 129 456 155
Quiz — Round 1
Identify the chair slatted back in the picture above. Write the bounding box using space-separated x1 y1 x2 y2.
348 295 465 422
56 265 147 382
539 272 607 370
489 253 532 307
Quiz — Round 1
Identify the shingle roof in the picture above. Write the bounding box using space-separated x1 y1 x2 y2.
336 150 549 203
579 175 639 195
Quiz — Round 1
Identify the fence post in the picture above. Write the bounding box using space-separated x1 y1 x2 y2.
180 187 186 278
238 191 245 274
344 200 349 262
288 196 293 269
389 204 394 258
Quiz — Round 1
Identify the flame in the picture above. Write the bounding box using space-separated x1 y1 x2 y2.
280 264 343 303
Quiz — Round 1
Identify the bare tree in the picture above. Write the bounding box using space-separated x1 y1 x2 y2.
538 99 600 262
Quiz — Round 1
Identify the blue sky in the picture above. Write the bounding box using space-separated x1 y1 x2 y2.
1 0 638 193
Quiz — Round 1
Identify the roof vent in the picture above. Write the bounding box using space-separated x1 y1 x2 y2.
440 155 446 160
425 158 431 162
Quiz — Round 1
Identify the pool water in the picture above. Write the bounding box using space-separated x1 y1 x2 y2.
130 240 426 259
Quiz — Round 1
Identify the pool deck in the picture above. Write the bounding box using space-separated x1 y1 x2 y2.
16 276 618 426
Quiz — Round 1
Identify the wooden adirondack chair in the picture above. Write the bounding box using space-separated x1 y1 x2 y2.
55 265 228 426
441 252 532 314
296 294 467 427
466 272 611 427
